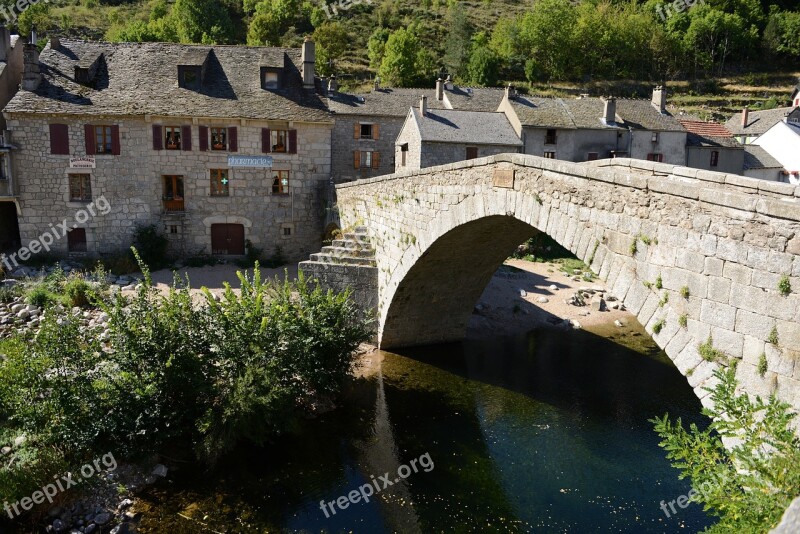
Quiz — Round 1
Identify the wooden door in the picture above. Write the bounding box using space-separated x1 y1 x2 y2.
211 224 245 255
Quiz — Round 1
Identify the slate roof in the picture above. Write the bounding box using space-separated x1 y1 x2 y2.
725 107 793 136
744 145 783 170
679 120 741 148
5 39 331 122
409 108 522 146
507 95 684 131
326 88 446 118
444 87 505 112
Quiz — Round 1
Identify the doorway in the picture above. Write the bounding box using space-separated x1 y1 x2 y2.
210 224 245 255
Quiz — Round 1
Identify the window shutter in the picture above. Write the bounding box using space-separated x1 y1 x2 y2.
181 125 192 151
373 124 380 140
229 127 238 152
84 124 95 154
152 125 163 150
353 151 360 169
199 126 208 151
372 151 381 169
111 125 120 155
288 130 297 154
354 123 360 139
49 124 69 155
262 128 271 153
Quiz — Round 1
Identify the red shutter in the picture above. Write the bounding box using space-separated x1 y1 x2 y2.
199 126 208 151
372 151 381 169
228 127 238 152
84 124 95 154
353 151 360 169
288 130 297 154
49 124 69 155
373 124 380 140
262 128 271 153
354 123 360 139
152 125 163 150
111 125 120 155
181 125 192 151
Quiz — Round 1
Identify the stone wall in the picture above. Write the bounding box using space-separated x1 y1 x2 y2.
687 146 745 174
419 141 520 169
6 113 333 262
333 154 800 415
331 113 402 183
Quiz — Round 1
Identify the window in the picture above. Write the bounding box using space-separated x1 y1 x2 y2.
646 153 663 162
211 128 227 150
360 124 374 139
543 151 556 159
651 132 659 143
283 226 292 236
272 170 290 194
67 228 87 252
264 71 279 89
95 126 113 154
164 127 182 150
163 175 184 212
354 123 379 140
271 130 289 153
180 67 200 89
69 173 92 201
169 225 178 234
466 147 478 160
587 152 599 161
545 129 557 145
710 150 719 167
0 154 7 180
210 169 229 196
400 144 408 167
362 151 373 168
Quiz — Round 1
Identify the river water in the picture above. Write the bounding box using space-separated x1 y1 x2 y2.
135 324 713 533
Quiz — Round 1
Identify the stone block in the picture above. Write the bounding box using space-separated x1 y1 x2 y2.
676 249 706 273
704 257 724 276
707 277 731 303
700 299 737 330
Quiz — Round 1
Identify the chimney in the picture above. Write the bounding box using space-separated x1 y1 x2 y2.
50 33 60 50
505 83 515 100
436 77 444 101
374 76 380 90
741 106 749 128
420 95 428 117
444 74 453 90
327 75 338 95
652 85 666 113
602 97 616 124
301 37 315 89
0 25 9 62
21 41 41 91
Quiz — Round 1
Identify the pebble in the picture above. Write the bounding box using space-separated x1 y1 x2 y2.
549 284 558 291
537 297 549 303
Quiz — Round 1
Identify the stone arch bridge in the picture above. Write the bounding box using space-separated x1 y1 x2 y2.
301 154 800 412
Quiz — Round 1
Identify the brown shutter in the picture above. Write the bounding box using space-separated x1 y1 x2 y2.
84 124 95 154
152 125 163 150
353 151 360 169
373 124 380 140
288 129 297 154
181 125 192 151
372 151 381 169
228 127 238 152
111 125 120 155
199 126 209 151
354 123 360 139
262 128 271 153
49 124 69 155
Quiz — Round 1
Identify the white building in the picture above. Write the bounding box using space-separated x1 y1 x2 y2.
752 109 800 185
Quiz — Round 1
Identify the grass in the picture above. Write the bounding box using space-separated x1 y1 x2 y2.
699 337 725 362
655 275 663 290
652 319 665 334
680 286 690 299
659 292 669 307
678 314 688 328
629 238 638 256
768 326 779 345
778 275 791 296
758 352 768 377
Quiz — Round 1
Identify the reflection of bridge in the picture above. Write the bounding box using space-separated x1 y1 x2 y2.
301 154 800 412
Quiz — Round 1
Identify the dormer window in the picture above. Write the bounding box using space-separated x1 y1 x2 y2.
261 67 283 90
179 66 201 89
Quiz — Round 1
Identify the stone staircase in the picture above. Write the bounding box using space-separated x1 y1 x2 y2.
308 226 376 267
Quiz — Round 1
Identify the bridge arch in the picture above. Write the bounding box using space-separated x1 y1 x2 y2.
313 154 800 413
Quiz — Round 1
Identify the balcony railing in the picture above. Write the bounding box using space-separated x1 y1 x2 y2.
163 198 185 212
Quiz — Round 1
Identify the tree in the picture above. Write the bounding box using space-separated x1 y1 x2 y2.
442 1 472 80
367 27 391 70
172 0 235 43
378 28 422 87
517 0 578 80
465 32 498 86
652 366 800 532
313 22 348 76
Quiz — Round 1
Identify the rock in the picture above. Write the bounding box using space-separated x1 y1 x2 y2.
1 446 11 455
518 289 527 297
614 320 624 327
122 285 137 291
97 313 109 324
52 519 66 532
94 512 111 526
48 507 63 518
151 464 168 477
591 286 605 293
537 297 549 304
605 295 617 302
570 319 582 329
573 269 582 275
118 499 133 510
111 524 133 534
13 434 26 447
84 525 97 534
10 303 24 313
548 284 558 291
591 298 607 312
25 304 38 312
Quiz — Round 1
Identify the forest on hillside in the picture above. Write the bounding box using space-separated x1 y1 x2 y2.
9 0 800 90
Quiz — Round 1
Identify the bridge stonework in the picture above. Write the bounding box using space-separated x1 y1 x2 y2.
301 154 800 413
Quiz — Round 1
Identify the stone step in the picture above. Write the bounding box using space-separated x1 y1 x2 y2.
321 246 375 258
342 233 371 244
331 239 374 251
353 226 369 235
308 254 376 267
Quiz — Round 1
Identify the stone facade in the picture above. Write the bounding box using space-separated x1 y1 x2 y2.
687 145 745 174
329 154 800 415
6 114 332 261
331 114 401 183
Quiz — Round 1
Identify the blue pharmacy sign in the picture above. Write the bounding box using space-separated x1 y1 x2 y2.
227 155 274 168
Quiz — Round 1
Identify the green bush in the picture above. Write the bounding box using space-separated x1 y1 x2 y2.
0 283 21 303
132 224 169 270
24 285 56 308
63 275 92 308
652 367 800 532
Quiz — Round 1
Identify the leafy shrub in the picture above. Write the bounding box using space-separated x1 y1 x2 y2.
778 275 791 296
652 367 800 532
63 275 91 308
132 224 169 270
0 283 21 303
184 255 218 268
699 337 725 362
652 319 665 334
25 285 56 308
758 352 768 377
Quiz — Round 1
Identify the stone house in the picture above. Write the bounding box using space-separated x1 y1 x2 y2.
679 119 744 174
395 96 522 171
499 86 687 164
743 145 783 182
3 38 333 262
726 106 797 145
0 26 25 252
